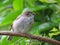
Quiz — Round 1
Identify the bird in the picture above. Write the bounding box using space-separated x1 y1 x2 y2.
8 9 34 41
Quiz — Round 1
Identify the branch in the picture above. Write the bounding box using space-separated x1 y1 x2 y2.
0 31 60 45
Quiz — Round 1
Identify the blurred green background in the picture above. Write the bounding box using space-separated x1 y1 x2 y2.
0 0 60 45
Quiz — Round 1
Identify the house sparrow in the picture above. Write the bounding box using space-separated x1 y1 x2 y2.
8 9 34 40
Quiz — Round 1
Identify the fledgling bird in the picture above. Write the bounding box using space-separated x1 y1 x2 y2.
8 9 34 40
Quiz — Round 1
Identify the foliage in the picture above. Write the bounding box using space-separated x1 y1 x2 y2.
0 0 60 45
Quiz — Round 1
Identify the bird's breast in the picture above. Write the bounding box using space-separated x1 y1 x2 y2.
12 16 34 33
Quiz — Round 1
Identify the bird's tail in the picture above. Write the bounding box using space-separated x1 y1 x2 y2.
8 36 13 41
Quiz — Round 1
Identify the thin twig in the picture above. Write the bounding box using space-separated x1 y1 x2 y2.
0 31 60 45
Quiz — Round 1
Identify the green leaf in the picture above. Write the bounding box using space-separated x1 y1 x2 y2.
30 22 59 34
0 10 22 27
31 5 47 11
37 22 58 33
51 13 60 23
0 0 12 7
55 0 60 3
13 0 23 11
0 36 9 45
29 22 40 35
25 0 36 7
8 36 20 44
25 0 47 11
49 28 60 37
39 0 56 3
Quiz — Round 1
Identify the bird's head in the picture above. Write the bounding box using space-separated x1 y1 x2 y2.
22 8 35 18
